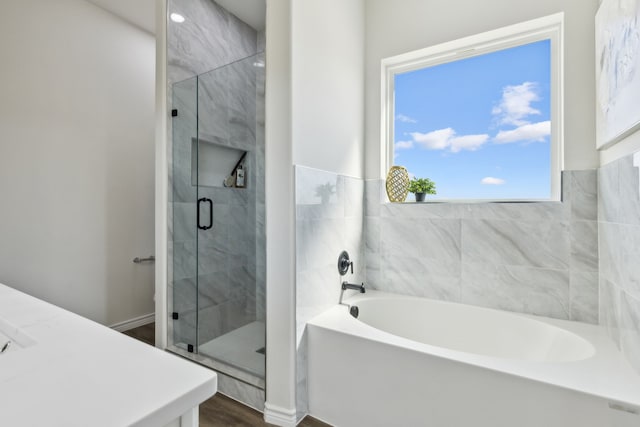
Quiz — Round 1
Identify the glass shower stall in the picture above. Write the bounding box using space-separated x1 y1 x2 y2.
169 52 266 387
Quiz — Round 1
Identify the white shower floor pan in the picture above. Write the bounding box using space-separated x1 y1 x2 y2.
198 321 265 378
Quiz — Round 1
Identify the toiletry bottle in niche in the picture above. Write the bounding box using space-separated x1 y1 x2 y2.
236 165 246 188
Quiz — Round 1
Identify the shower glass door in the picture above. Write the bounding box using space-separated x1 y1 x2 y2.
195 54 265 382
170 53 266 385
171 76 199 353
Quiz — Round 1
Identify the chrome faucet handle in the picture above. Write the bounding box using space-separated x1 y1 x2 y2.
338 251 353 276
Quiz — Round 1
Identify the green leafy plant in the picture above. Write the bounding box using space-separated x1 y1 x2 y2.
408 177 436 195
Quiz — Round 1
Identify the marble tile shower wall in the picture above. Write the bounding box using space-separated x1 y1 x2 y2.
294 165 365 420
599 153 640 374
365 170 599 323
168 0 258 83
167 0 264 352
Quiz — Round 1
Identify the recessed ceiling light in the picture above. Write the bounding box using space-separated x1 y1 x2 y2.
170 13 185 23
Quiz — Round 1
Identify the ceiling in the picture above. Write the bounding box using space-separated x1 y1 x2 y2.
86 0 156 34
85 0 266 35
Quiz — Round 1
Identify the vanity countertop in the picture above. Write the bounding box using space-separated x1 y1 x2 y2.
0 283 216 427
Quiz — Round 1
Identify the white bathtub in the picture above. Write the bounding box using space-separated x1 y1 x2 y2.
307 291 640 427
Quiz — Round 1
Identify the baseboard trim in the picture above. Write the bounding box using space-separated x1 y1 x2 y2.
109 313 155 332
263 403 297 427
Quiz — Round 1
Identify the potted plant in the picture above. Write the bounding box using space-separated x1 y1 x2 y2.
315 182 336 204
408 177 436 202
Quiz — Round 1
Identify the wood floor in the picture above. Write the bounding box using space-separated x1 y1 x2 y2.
123 323 331 427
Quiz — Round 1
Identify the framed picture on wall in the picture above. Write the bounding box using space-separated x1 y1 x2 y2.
596 0 640 149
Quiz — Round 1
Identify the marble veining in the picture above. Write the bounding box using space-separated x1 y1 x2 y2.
621 293 640 373
618 155 640 226
461 262 570 319
569 270 599 324
365 170 598 324
381 254 461 301
619 224 640 300
599 222 622 285
462 219 570 270
381 218 461 262
599 152 640 373
570 220 599 271
217 370 265 411
168 0 256 83
296 332 309 421
601 278 622 348
598 159 619 223
571 170 598 221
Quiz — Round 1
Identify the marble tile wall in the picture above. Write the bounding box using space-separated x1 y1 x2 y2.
365 170 599 323
168 0 258 84
599 152 640 374
166 0 266 406
294 165 365 421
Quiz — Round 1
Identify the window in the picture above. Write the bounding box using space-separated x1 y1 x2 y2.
381 14 564 201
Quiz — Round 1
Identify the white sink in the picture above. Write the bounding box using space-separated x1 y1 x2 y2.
0 317 36 354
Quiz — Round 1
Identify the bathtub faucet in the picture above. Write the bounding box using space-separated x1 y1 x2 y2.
339 281 365 306
342 281 365 293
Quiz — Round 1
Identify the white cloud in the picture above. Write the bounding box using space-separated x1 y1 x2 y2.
411 128 455 150
409 128 489 153
396 114 418 123
481 177 506 185
394 140 414 150
494 120 551 144
449 134 490 153
492 82 541 126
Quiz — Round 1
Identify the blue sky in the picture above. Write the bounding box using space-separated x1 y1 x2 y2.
394 40 551 199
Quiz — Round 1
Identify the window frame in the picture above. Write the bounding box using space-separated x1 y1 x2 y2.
380 13 564 202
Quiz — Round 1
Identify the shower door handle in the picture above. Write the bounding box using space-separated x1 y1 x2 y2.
197 198 213 230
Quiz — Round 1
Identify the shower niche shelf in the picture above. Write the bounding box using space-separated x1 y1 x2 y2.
191 137 249 188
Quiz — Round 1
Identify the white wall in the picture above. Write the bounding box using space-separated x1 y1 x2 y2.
600 132 640 165
263 0 366 422
365 0 600 178
0 0 156 326
155 0 168 348
291 0 365 178
264 0 297 423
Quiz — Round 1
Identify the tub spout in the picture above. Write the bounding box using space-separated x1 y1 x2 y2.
342 281 365 293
